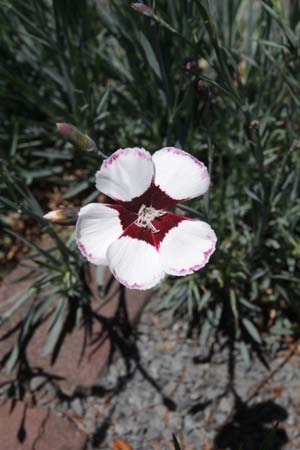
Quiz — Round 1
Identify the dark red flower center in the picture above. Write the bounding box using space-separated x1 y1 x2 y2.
119 181 183 213
107 181 188 249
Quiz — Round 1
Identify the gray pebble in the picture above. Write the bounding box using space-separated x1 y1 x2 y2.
30 376 46 391
218 396 232 414
70 398 84 416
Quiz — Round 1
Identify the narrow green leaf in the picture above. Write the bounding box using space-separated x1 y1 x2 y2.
5 344 20 374
42 299 66 356
138 32 162 80
242 318 262 344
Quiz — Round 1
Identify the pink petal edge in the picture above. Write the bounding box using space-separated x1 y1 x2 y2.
111 268 165 290
77 240 94 261
161 147 205 169
168 242 216 276
102 147 152 170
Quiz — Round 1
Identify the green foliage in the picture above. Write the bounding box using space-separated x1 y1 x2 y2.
0 161 93 374
1 0 300 374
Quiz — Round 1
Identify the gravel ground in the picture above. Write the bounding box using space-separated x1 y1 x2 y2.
52 301 300 450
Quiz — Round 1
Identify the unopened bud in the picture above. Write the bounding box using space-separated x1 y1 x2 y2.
131 3 155 17
293 139 300 149
184 58 196 72
43 208 79 225
198 58 209 70
56 123 97 152
250 120 260 130
194 79 210 101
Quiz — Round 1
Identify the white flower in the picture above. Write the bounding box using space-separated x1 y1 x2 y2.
76 147 217 290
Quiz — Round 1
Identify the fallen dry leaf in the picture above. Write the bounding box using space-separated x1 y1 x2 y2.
113 438 132 450
203 436 213 450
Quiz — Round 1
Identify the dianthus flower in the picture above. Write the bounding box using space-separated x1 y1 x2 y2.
76 147 216 290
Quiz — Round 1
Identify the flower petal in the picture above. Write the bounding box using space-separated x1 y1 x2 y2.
107 225 165 290
158 219 217 276
152 147 210 205
96 147 154 203
151 212 185 248
76 203 135 265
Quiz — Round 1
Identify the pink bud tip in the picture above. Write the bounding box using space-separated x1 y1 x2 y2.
131 3 155 17
184 59 196 71
56 123 72 140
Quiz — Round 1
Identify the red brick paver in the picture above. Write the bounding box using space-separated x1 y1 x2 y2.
0 400 88 450
0 264 151 394
0 262 153 449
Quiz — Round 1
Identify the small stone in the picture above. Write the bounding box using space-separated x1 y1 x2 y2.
218 397 232 414
71 398 84 417
190 391 200 400
168 413 182 429
114 422 126 435
184 414 195 431
30 376 47 391
146 427 162 440
177 398 194 411
172 323 180 332
149 360 160 378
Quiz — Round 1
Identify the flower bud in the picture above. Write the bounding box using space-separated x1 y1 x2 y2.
250 120 260 130
56 123 97 152
198 58 209 70
184 58 196 72
194 79 210 101
131 3 155 17
43 208 79 225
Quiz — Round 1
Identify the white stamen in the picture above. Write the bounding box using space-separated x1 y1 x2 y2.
135 204 165 233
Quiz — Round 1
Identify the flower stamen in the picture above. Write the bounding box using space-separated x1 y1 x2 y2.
135 204 165 233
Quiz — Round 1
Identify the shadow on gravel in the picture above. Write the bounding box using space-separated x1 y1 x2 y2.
192 324 290 450
92 277 177 406
88 276 177 445
214 398 288 450
216 342 288 450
